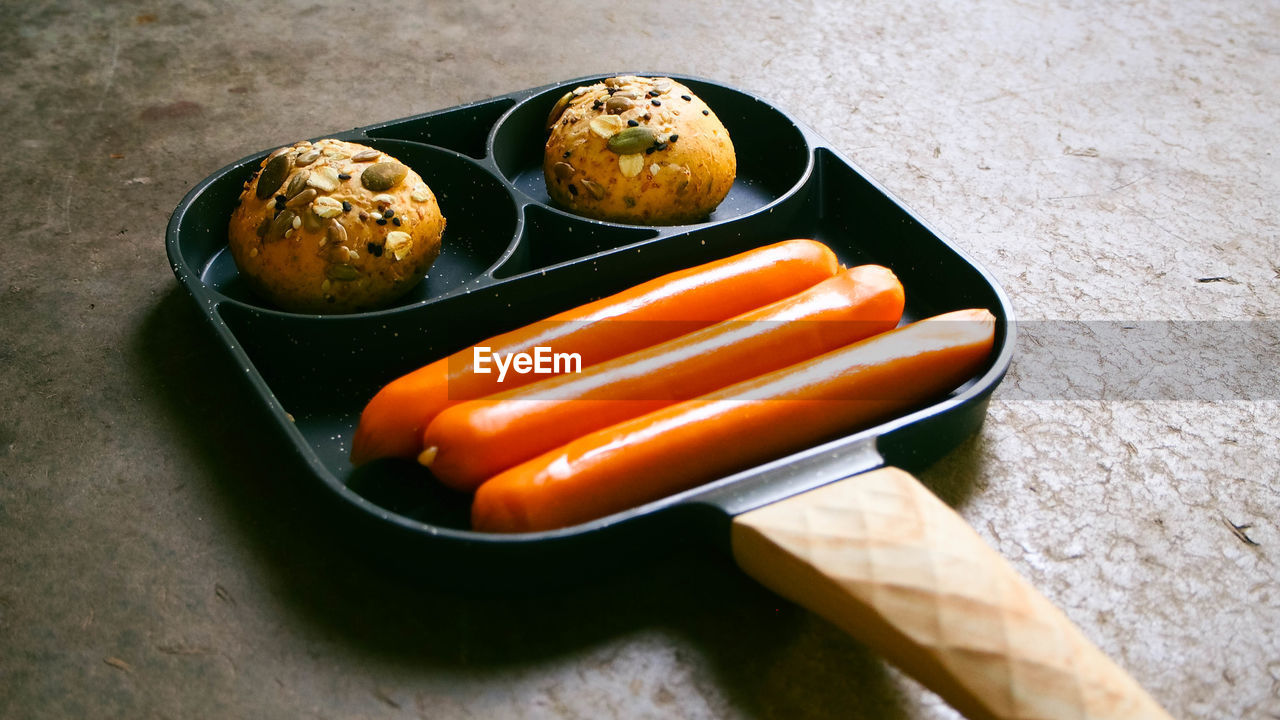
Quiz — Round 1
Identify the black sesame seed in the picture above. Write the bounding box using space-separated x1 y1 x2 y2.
568 183 578 196
376 218 387 225
563 150 572 158
645 146 655 155
392 217 401 226
681 95 692 101
338 173 351 180
702 109 710 115
367 242 384 257
655 142 668 152
651 99 661 106
668 134 679 143
342 201 352 212
647 90 660 97
384 209 394 218
627 119 639 127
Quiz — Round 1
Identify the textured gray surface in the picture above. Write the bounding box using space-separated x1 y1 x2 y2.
2 1 1276 719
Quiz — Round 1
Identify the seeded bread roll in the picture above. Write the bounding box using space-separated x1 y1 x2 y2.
543 76 735 225
227 139 445 314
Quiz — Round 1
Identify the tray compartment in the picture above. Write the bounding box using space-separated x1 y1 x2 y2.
324 180 1009 537
489 75 812 227
188 139 521 313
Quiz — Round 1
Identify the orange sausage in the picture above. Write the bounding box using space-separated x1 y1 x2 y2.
471 309 996 533
421 265 905 490
349 239 840 464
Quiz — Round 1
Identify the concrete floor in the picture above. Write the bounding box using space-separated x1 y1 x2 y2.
2 1 1277 718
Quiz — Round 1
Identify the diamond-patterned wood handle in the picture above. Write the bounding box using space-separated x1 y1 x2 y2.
731 467 1173 720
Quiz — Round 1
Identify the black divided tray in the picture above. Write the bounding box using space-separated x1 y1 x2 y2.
167 73 1014 585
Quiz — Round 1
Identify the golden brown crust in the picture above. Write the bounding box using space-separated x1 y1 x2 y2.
227 139 445 313
543 76 736 225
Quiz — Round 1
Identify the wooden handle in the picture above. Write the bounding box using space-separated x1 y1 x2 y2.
731 467 1173 720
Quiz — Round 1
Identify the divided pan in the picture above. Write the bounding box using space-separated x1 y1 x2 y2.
168 74 1182 719
166 72 1015 583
